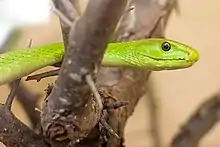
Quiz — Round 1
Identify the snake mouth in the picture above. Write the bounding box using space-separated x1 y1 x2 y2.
139 54 185 61
139 53 197 62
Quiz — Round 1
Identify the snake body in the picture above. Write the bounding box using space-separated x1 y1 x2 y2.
0 38 199 85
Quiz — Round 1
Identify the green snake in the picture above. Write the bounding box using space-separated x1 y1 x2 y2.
0 38 199 85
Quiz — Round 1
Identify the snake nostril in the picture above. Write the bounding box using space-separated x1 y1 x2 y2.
185 50 190 56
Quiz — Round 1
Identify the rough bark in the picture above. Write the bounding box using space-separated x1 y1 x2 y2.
0 104 49 147
41 0 127 146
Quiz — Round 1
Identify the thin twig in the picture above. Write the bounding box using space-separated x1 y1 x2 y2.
52 7 72 26
28 38 33 47
52 0 80 32
124 5 135 15
10 83 41 128
26 69 60 82
52 0 80 47
5 79 21 110
86 74 103 110
35 107 42 113
100 113 120 139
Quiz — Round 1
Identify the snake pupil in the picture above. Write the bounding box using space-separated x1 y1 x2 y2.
162 42 171 51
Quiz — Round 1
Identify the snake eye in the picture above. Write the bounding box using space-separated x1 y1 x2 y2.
161 41 171 51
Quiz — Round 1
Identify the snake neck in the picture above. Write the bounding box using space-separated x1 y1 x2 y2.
102 42 139 67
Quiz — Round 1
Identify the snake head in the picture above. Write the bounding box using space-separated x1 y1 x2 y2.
136 38 199 70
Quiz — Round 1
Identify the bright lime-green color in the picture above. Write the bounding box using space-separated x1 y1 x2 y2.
0 38 199 85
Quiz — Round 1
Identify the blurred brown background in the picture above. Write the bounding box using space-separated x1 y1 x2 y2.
0 0 220 146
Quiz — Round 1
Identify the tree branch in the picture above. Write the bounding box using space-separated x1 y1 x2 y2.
52 0 80 47
5 79 21 110
171 91 220 147
41 0 127 145
0 103 49 147
95 0 179 146
9 83 41 129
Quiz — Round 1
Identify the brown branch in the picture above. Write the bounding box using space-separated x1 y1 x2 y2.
41 0 127 146
5 79 21 110
85 74 103 110
95 0 179 146
115 0 165 42
9 83 41 129
97 70 152 146
171 91 220 147
0 103 49 147
52 0 80 47
26 69 60 82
